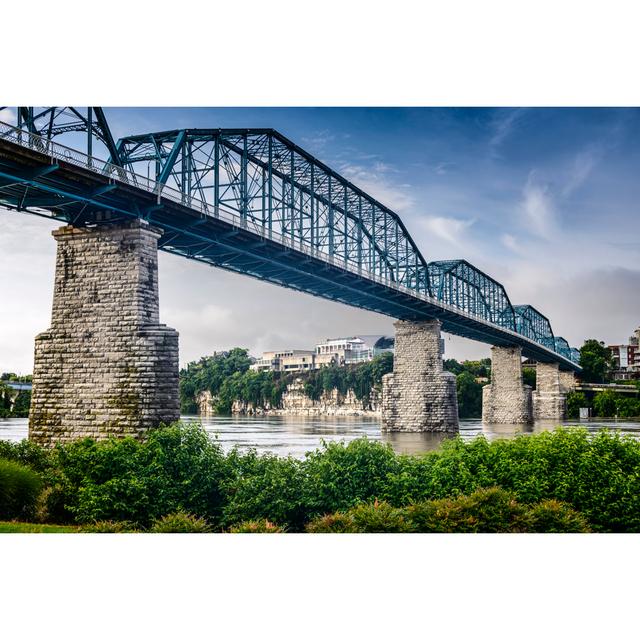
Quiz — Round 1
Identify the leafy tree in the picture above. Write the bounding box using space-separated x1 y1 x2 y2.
566 391 589 419
522 367 536 390
579 339 613 383
593 390 618 417
456 371 484 419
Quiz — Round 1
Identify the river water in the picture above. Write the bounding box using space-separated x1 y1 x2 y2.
2 415 640 458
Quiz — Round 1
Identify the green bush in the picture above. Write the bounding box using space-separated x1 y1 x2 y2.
525 500 590 533
222 451 304 529
0 458 43 520
0 438 53 473
150 511 212 533
406 487 529 532
593 390 618 417
307 501 411 533
82 520 138 533
307 488 589 533
45 423 231 526
300 438 399 520
228 519 285 533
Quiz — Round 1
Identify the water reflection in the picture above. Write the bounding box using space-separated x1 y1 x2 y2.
2 414 640 459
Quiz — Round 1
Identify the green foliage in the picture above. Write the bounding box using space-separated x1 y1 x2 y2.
5 425 640 533
306 488 590 533
179 348 252 413
0 378 32 418
0 458 42 520
593 390 618 417
216 369 286 413
150 511 213 533
566 392 589 419
301 438 399 519
0 438 53 473
228 519 285 533
579 339 613 383
525 500 590 533
406 487 530 532
456 371 484 419
44 423 230 526
180 350 393 414
307 501 412 533
82 520 138 533
522 367 536 390
221 451 305 529
381 429 640 532
614 397 640 418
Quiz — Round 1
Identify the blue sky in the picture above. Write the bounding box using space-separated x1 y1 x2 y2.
1 107 639 372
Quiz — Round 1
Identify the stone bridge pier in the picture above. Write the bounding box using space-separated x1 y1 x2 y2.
482 346 532 424
29 219 180 446
533 363 575 422
382 319 459 432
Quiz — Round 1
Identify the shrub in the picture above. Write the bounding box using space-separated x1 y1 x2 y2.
306 501 411 533
525 500 590 533
306 489 590 533
82 520 138 533
46 423 231 527
150 511 212 533
0 439 53 473
0 458 42 520
229 519 285 533
222 451 304 530
301 438 399 519
305 512 357 533
406 487 529 533
593 390 618 417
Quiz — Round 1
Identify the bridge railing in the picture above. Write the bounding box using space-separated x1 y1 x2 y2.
0 120 578 368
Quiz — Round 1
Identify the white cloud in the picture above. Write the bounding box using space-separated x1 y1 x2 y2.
339 161 414 212
562 148 599 197
419 215 475 249
501 233 522 254
521 170 557 239
489 108 526 157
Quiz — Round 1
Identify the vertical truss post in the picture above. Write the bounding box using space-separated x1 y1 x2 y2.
214 135 220 215
267 134 273 234
310 164 315 248
357 195 363 271
343 187 348 263
87 108 93 162
241 133 248 221
328 175 334 257
289 151 295 241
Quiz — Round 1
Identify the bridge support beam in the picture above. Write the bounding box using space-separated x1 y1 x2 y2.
29 220 180 446
382 319 458 432
532 364 576 422
482 346 532 424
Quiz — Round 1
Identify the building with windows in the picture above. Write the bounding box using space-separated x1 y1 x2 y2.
608 327 640 380
250 335 394 373
250 350 316 373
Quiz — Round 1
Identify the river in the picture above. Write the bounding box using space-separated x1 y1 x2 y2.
2 415 640 458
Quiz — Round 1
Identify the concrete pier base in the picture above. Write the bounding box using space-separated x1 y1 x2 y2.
482 346 532 424
533 362 567 422
29 220 179 446
382 319 458 432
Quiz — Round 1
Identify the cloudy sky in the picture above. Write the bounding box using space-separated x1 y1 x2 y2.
1 107 639 374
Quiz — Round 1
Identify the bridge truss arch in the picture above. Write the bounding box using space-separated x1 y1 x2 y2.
0 107 581 370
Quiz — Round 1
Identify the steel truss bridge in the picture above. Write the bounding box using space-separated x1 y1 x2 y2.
0 107 580 371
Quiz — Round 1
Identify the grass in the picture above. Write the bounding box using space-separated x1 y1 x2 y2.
0 521 80 533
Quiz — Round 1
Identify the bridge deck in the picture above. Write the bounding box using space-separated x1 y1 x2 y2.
0 122 581 372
